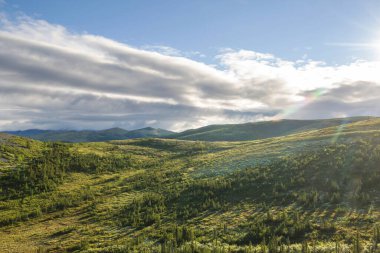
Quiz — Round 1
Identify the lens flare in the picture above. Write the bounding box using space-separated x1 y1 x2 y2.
273 88 327 121
273 88 350 143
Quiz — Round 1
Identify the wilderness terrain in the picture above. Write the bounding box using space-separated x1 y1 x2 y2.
0 118 379 252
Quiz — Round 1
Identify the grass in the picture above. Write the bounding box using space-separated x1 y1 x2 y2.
0 118 379 252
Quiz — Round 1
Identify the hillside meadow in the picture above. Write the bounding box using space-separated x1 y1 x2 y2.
0 118 379 252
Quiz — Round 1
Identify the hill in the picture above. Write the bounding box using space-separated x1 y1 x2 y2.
3 117 375 143
0 118 379 252
170 116 374 141
4 127 174 142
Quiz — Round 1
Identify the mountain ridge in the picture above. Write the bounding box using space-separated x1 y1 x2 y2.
3 127 174 142
169 116 375 141
2 116 376 142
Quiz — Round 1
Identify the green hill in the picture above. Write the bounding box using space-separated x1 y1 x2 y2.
0 118 379 252
4 117 374 143
170 117 374 141
4 127 174 142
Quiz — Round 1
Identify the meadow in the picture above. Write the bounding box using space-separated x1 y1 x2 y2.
0 118 379 252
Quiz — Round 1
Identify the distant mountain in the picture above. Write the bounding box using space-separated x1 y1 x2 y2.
124 127 174 138
3 127 174 142
5 129 50 137
169 116 374 141
3 117 375 142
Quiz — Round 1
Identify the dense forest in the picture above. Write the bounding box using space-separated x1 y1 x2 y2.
0 118 379 252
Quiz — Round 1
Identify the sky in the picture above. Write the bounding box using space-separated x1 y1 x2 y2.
1 0 380 131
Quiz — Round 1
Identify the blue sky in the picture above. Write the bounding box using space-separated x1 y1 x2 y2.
1 1 380 130
3 0 380 64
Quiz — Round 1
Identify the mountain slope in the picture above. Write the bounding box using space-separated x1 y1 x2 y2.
170 116 373 141
4 117 374 143
0 118 380 252
124 127 174 138
4 127 175 142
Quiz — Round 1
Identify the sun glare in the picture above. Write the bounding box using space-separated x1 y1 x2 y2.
376 40 380 59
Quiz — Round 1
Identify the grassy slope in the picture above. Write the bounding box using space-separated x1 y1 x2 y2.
4 117 372 143
0 119 379 252
4 127 174 142
0 133 44 171
170 117 373 141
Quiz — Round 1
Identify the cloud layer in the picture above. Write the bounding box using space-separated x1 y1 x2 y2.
0 15 380 131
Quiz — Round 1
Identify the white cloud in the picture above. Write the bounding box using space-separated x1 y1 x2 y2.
142 45 206 59
0 15 380 131
141 45 183 57
217 49 380 116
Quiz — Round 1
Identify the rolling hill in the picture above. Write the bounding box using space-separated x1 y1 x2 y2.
4 127 174 142
0 118 379 252
3 117 375 143
170 116 374 141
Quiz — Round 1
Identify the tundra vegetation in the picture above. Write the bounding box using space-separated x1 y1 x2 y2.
0 118 379 252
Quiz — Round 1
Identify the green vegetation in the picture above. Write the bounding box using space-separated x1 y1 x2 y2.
0 118 380 252
5 127 174 142
5 117 374 143
170 117 372 141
